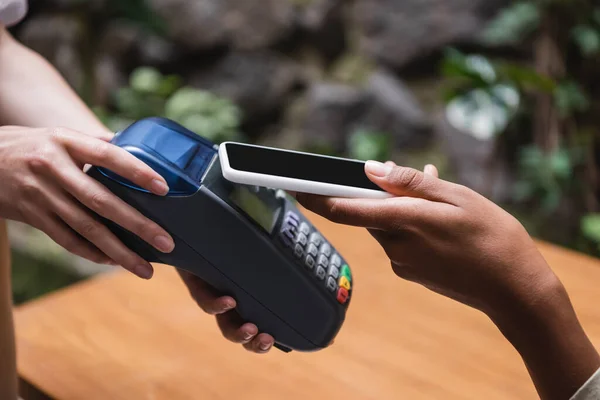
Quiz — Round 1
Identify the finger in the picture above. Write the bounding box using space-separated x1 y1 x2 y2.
243 333 275 354
83 130 115 142
364 161 462 205
39 161 175 254
178 270 236 315
40 185 155 279
385 161 396 167
424 164 439 178
94 131 115 142
216 313 259 344
296 193 436 230
52 127 169 196
19 203 112 265
46 216 114 265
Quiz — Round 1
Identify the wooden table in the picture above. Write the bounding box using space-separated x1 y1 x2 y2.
14 209 600 400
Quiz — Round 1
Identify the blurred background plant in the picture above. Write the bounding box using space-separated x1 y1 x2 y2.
94 67 245 143
6 0 600 303
440 0 600 255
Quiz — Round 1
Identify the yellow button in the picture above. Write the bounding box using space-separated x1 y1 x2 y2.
339 276 351 290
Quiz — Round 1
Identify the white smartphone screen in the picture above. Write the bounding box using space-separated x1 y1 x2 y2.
223 143 384 192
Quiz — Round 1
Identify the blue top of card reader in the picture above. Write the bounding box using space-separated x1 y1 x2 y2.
97 117 218 196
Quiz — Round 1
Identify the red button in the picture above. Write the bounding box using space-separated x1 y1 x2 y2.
337 288 349 304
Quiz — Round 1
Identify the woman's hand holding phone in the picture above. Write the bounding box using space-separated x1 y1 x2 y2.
295 161 600 400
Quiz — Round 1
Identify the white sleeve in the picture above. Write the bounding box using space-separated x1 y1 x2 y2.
571 368 600 400
0 0 27 27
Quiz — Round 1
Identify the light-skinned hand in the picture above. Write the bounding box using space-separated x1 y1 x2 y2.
0 126 176 279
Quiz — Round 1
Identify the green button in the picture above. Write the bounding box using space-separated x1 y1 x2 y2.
341 265 352 281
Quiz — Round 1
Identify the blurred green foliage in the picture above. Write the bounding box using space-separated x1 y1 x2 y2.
442 0 600 255
95 67 245 143
105 0 167 35
513 146 584 212
347 129 392 162
11 250 81 306
482 1 540 46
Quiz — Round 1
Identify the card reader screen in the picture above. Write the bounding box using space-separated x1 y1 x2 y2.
229 185 280 234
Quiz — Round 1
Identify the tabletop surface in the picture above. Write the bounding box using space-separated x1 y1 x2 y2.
14 209 600 400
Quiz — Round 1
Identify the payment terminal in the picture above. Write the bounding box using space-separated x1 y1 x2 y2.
86 117 353 352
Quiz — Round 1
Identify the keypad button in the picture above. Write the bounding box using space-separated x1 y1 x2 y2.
296 233 308 247
337 288 349 304
305 255 315 269
339 276 351 291
299 222 310 236
328 265 339 279
330 254 342 268
341 264 352 281
318 254 329 267
287 212 300 223
280 229 294 247
315 266 326 280
320 243 332 257
286 217 299 228
309 233 323 247
326 277 337 292
294 244 304 258
307 243 318 258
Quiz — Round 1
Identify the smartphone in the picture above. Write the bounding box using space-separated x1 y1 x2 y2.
218 142 392 199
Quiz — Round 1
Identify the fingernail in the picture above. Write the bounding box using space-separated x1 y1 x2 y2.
135 264 153 279
154 235 175 253
222 299 235 312
243 331 256 341
365 160 393 178
151 179 169 196
259 341 272 352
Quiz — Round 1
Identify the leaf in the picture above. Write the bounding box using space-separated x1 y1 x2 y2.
441 50 496 85
541 188 561 213
347 130 391 161
512 180 536 202
157 75 183 97
582 214 600 243
106 0 168 35
594 8 600 26
572 25 600 57
554 81 590 117
495 62 556 93
550 150 572 180
130 67 163 94
482 1 540 45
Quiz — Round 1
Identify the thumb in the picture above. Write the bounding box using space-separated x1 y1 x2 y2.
364 161 454 203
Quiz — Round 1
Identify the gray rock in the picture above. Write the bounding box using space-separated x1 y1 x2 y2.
298 0 346 62
435 111 513 202
136 34 180 67
97 21 140 61
356 69 432 148
302 70 432 152
148 0 295 51
224 0 296 50
147 0 228 51
302 83 366 152
17 14 84 92
190 51 301 125
98 21 180 68
37 0 107 11
354 0 508 69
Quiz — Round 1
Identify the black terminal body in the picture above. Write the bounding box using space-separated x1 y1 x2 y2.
86 118 353 353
